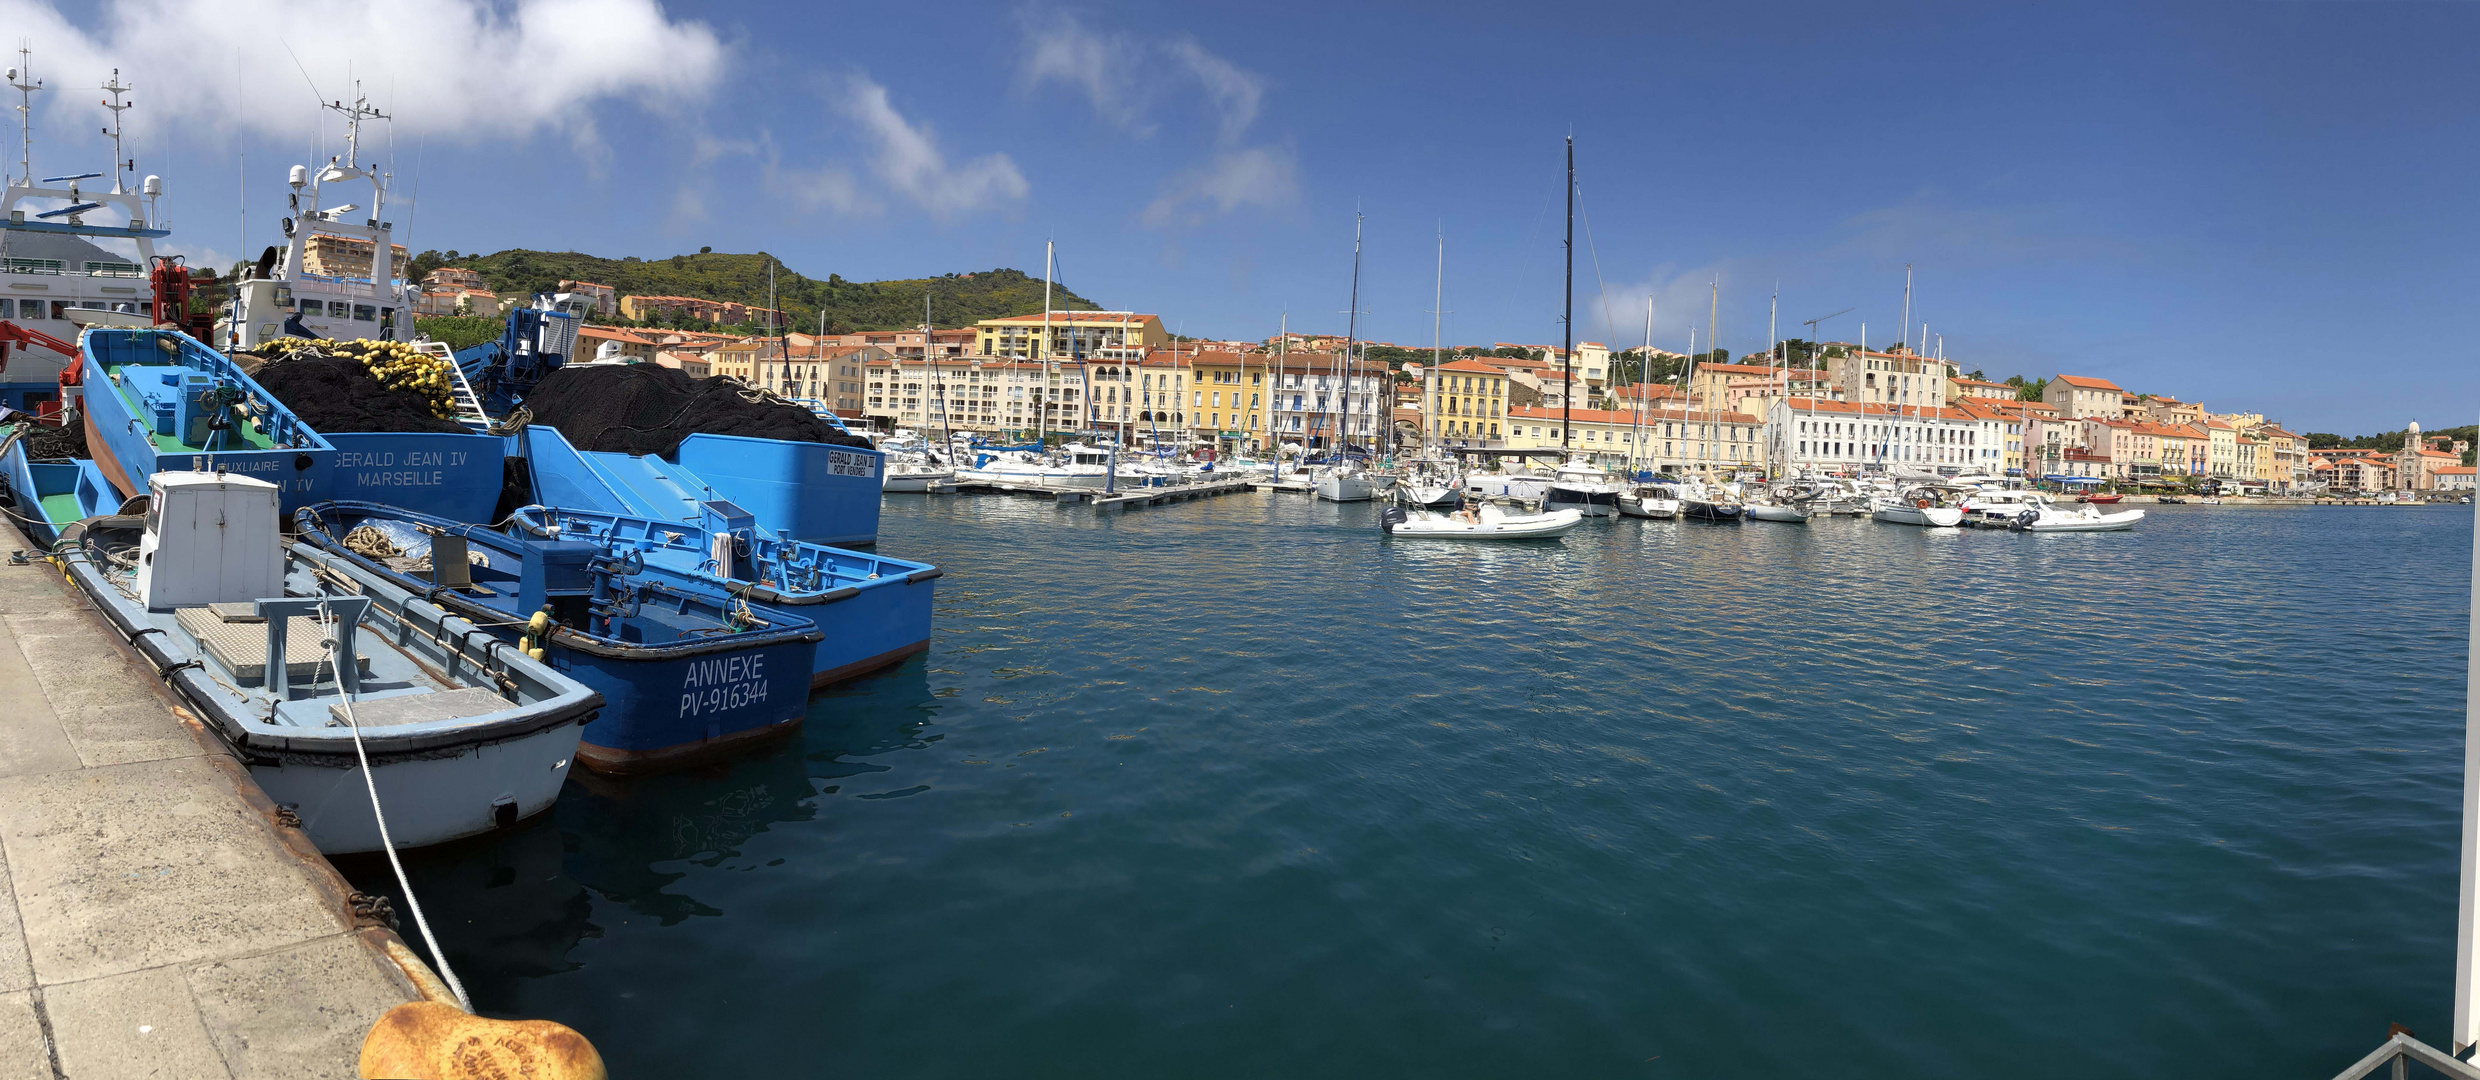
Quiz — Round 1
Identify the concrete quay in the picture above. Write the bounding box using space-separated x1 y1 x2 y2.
0 520 427 1079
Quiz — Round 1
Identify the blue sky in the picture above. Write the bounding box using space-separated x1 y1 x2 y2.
17 0 2476 433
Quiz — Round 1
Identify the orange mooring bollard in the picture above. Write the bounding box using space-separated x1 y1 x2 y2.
358 1001 606 1080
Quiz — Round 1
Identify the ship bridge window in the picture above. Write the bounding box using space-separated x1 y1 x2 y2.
0 299 12 317
328 301 350 318
4 257 64 275
353 304 376 322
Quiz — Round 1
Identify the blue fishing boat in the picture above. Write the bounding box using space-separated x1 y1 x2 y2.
58 471 600 853
0 423 122 547
77 326 334 511
505 501 939 688
295 500 824 776
513 425 882 548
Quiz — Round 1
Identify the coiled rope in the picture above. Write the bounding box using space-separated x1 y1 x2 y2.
313 597 473 1012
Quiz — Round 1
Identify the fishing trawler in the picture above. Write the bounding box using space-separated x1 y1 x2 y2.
0 58 171 414
220 87 415 350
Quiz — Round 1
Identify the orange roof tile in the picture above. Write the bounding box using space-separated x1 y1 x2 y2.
2053 374 2125 391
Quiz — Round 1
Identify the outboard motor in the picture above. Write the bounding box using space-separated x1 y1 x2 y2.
2014 507 2041 531
1379 506 1408 532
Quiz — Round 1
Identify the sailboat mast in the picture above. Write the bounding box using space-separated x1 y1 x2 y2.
1431 226 1443 451
1040 241 1054 440
1561 134 1573 452
1343 212 1364 455
1766 287 1778 476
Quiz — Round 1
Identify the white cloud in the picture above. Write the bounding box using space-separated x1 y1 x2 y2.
1016 9 1147 133
1600 266 1738 353
1016 10 1299 226
1143 144 1297 227
836 73 1026 217
1168 39 1263 144
0 0 724 146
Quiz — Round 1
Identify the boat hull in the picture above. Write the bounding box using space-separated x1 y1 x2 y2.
1385 507 1583 539
1617 495 1677 519
1545 485 1621 517
1744 503 1811 523
1682 501 1743 522
1316 473 1384 502
1872 505 1965 527
296 502 825 776
249 722 579 852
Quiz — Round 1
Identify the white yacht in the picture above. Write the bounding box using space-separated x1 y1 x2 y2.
1543 456 1623 517
1314 464 1389 502
222 87 415 349
0 61 169 413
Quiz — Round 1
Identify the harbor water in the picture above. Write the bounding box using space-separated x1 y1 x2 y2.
342 495 2473 1077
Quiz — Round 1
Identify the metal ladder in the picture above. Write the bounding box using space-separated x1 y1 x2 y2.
412 340 491 426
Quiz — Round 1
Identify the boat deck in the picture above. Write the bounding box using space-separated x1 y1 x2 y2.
100 364 282 453
0 517 429 1078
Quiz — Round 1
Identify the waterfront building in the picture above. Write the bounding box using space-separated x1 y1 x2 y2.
2237 436 2263 484
1177 349 1258 440
2204 420 2239 478
2061 447 2112 480
700 339 767 382
2131 396 2207 428
2044 374 2129 421
2253 426 2308 491
974 311 1168 360
2326 455 2398 492
1504 405 1758 470
863 356 1088 434
2081 419 2155 480
760 343 887 414
2394 420 2464 491
1949 398 2020 475
652 349 711 378
1421 358 1509 447
1260 353 1385 448
2439 466 2477 491
827 328 975 359
1823 347 1958 409
1768 398 1990 473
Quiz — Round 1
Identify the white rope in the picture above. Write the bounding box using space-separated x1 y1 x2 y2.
313 598 473 1012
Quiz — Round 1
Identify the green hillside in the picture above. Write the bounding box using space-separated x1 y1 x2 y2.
402 248 1103 333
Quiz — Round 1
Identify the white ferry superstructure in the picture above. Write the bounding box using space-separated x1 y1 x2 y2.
0 56 170 413
221 86 413 350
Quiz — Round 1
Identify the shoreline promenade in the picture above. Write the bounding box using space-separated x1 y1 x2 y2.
0 520 426 1079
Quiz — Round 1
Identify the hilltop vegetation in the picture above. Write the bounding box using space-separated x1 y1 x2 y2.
402 248 1102 333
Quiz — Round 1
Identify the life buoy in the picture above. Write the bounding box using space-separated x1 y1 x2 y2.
1914 498 1931 509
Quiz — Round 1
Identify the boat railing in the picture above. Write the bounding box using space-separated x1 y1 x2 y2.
2327 1029 2480 1080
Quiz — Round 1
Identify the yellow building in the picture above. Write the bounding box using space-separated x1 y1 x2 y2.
975 311 1169 360
1423 358 1508 444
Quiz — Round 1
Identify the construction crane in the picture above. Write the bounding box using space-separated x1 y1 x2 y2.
1799 307 1854 365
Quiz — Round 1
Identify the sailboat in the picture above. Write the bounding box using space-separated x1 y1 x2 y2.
1315 213 1388 502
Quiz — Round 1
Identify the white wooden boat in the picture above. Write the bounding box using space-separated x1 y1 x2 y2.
1381 503 1583 540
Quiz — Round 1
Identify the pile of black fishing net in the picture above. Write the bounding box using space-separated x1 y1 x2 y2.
21 418 86 460
252 355 470 435
520 364 870 456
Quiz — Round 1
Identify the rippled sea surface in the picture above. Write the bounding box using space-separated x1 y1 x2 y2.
344 496 2474 1077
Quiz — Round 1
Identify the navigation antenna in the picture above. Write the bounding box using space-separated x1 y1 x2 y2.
8 47 39 188
100 68 132 193
325 83 387 175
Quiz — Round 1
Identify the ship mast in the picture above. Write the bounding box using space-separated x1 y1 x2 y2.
8 48 39 188
101 69 131 194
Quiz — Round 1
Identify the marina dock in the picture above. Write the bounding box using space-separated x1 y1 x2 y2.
0 522 433 1078
947 475 1262 511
